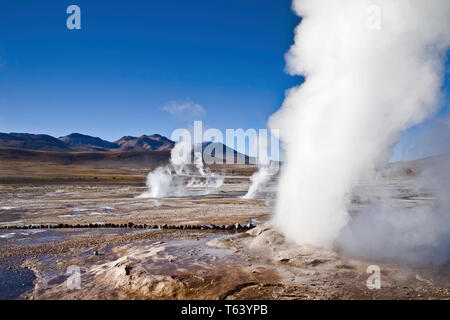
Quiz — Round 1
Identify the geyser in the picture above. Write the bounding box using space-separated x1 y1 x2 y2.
138 140 223 198
270 0 450 247
243 133 277 199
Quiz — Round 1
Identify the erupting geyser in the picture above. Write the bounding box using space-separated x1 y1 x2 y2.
138 140 223 198
270 0 450 246
243 134 277 199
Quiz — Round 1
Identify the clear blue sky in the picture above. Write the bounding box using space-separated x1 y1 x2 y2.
0 0 300 142
0 1 448 160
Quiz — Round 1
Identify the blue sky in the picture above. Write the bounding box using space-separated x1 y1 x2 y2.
392 54 450 162
0 0 300 142
0 1 448 160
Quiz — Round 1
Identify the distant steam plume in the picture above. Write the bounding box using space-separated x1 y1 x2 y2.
243 133 277 199
138 140 223 198
170 140 192 175
270 0 450 247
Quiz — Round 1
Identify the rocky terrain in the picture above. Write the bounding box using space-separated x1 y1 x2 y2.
2 224 448 300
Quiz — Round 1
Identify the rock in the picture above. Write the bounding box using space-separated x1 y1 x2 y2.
245 223 255 229
246 223 272 237
248 229 286 250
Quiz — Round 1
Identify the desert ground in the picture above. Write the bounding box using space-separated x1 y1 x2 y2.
0 155 449 300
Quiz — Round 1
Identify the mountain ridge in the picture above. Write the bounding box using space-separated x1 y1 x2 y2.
0 133 72 152
114 134 174 151
0 132 175 152
59 133 120 151
0 132 252 163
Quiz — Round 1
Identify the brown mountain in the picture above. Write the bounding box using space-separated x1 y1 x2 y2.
59 133 119 151
114 134 174 151
0 133 72 152
0 132 175 152
201 142 254 164
0 132 252 165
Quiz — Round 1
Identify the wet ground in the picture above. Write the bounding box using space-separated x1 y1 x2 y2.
0 258 35 299
0 227 162 299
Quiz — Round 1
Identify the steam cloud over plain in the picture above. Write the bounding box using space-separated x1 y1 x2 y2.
270 0 450 247
243 133 278 199
138 141 223 198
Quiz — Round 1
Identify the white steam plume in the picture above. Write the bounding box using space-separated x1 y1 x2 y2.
170 140 192 175
142 166 173 198
243 134 275 199
187 148 224 189
243 167 272 199
337 161 450 264
194 151 205 175
270 0 450 247
138 140 223 198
